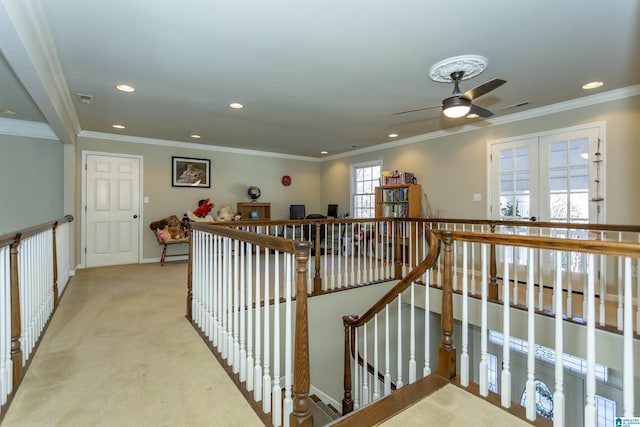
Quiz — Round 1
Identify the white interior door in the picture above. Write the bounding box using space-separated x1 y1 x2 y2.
84 153 141 267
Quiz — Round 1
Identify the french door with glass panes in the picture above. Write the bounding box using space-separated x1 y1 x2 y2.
489 124 603 300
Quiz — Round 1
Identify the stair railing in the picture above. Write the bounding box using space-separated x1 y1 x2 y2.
188 223 313 427
341 225 640 426
341 228 441 414
0 215 74 414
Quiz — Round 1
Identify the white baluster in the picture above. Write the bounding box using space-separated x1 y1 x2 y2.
272 249 281 426
553 251 565 427
373 314 380 401
501 247 511 408
584 254 596 427
617 232 623 330
263 248 271 414
623 257 635 417
384 305 391 396
566 253 573 319
479 244 489 397
471 225 477 296
239 241 247 382
396 297 403 388
599 253 606 326
254 245 262 402
452 224 458 292
227 238 234 364
461 242 469 387
525 248 536 421
354 327 359 410
283 254 293 427
233 240 240 373
423 269 431 377
409 283 416 384
362 323 369 405
246 243 254 392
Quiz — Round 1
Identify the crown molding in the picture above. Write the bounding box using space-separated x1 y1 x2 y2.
0 0 80 144
78 130 321 162
0 117 57 140
322 84 640 161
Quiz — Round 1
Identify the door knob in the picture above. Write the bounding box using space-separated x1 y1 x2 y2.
133 214 138 219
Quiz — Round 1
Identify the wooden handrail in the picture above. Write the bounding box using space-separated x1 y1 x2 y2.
343 229 440 328
438 229 640 257
0 214 73 248
341 229 441 414
423 217 640 233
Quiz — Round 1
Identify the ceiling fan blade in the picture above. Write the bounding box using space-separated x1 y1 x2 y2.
468 104 494 118
462 78 506 100
391 105 441 115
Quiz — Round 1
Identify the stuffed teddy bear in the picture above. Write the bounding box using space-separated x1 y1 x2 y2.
193 198 214 218
215 204 234 221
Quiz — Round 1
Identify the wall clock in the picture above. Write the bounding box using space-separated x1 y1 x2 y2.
281 175 292 186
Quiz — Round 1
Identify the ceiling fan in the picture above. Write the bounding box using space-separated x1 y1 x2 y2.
393 71 506 119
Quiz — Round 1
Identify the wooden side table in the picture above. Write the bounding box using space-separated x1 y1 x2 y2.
237 202 271 220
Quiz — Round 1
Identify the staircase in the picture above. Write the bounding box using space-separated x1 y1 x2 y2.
309 395 341 426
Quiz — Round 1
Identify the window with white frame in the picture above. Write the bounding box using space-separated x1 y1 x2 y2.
351 161 381 218
489 124 603 274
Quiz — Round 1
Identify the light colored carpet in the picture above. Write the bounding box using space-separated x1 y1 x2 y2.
1 262 263 427
379 383 531 427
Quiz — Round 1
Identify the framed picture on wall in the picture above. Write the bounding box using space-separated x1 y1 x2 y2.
172 156 211 188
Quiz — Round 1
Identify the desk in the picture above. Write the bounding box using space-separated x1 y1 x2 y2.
237 202 271 220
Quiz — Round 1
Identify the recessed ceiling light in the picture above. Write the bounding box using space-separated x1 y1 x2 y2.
582 81 603 90
116 84 135 92
466 113 479 119
388 133 398 138
190 134 202 139
0 108 17 115
320 150 328 154
112 124 125 129
229 102 244 109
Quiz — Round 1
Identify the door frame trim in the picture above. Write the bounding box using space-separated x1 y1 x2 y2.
80 150 144 268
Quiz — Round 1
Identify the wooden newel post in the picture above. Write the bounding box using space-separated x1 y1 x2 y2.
291 241 313 427
341 315 356 415
52 221 59 308
313 221 322 293
438 232 456 380
488 222 498 301
186 231 193 321
10 236 23 387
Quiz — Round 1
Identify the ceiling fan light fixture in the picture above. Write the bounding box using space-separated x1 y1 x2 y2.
442 97 471 118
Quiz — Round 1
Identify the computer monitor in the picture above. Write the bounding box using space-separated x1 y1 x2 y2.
327 204 338 218
289 204 306 219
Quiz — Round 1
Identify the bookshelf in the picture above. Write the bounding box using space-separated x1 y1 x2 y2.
375 183 422 263
375 183 421 218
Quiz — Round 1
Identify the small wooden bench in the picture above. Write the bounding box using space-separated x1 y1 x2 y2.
149 215 189 266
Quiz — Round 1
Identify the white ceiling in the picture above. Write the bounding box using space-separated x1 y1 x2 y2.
1 1 639 158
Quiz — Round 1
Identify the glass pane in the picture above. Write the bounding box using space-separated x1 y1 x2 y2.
514 195 530 217
500 196 515 217
356 168 363 181
570 166 588 191
514 147 529 171
500 149 514 171
549 193 568 219
363 167 371 181
500 173 513 192
549 168 567 191
569 192 589 219
569 138 589 166
515 171 530 192
549 141 567 167
356 182 364 193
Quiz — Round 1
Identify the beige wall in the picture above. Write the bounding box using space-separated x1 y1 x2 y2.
77 135 321 261
0 134 64 234
321 96 640 225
